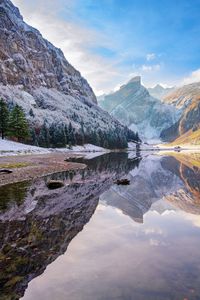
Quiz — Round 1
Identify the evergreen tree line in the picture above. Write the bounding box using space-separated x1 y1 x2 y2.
0 99 29 141
32 120 141 149
31 122 77 149
0 98 141 149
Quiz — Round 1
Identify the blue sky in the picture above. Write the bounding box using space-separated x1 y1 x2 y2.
13 0 200 94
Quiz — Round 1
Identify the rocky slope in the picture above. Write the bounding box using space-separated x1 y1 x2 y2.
99 76 180 140
0 0 131 148
161 82 200 143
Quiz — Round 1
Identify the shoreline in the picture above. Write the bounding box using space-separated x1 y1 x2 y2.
1 146 200 187
0 153 86 187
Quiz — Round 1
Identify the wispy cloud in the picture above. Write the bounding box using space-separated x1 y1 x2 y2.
146 53 156 61
141 64 161 72
182 69 200 85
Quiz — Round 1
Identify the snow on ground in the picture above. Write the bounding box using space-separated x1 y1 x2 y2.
56 144 109 159
71 144 107 152
128 142 159 151
0 139 51 156
128 142 137 149
0 139 108 157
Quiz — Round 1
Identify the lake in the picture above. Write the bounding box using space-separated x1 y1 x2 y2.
0 152 200 300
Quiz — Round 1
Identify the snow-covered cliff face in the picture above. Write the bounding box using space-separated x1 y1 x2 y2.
0 0 130 148
99 76 181 141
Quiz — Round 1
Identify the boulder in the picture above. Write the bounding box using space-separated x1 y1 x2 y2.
47 180 64 189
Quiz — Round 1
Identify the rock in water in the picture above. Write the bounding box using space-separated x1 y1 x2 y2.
0 169 13 174
47 180 64 190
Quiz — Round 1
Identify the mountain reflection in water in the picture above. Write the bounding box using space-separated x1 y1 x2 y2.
0 152 200 300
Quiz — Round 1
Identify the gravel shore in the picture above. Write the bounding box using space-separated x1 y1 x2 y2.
0 153 86 187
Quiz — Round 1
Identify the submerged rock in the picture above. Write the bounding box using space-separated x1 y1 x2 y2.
46 180 64 189
0 169 13 174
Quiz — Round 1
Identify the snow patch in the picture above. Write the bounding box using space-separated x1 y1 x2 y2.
0 139 108 157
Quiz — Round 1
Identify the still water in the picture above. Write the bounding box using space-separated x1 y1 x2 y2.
0 152 200 300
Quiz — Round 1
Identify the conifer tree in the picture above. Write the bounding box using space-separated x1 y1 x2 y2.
0 98 9 139
8 105 29 141
30 128 39 146
80 121 85 145
68 122 76 145
38 122 50 147
64 124 69 145
135 132 141 143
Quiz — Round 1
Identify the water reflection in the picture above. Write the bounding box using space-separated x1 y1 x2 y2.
102 155 200 222
0 153 140 299
0 152 200 299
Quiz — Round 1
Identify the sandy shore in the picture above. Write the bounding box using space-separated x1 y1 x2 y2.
0 153 86 187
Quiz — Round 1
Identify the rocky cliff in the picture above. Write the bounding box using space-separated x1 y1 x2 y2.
0 0 131 148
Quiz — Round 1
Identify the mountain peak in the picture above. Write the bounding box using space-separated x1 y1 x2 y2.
128 76 141 85
154 84 164 89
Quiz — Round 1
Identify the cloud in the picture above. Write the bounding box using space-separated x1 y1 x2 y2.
182 69 200 85
141 64 161 72
183 213 200 228
146 53 156 61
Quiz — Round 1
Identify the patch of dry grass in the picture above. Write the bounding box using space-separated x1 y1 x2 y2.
0 162 30 169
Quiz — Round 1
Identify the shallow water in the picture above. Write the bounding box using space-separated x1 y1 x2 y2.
0 152 200 300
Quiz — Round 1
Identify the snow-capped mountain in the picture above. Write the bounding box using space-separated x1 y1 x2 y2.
0 0 131 148
99 76 181 141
